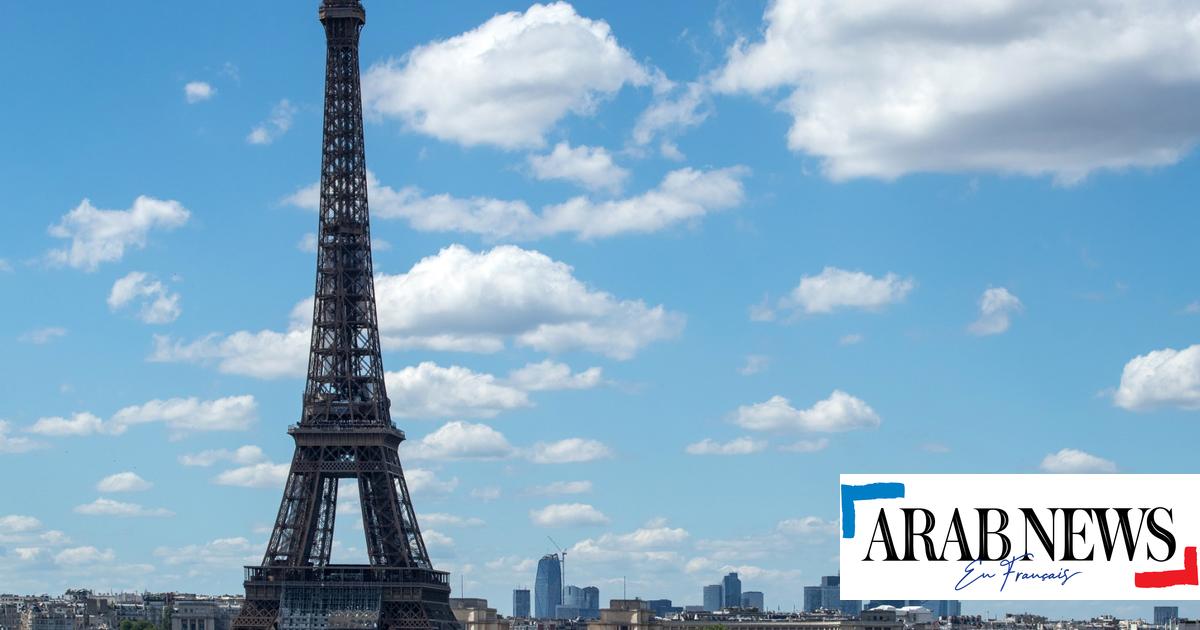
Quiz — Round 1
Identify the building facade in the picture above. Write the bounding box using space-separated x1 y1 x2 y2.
536 555 563 619
702 586 722 612
1155 607 1179 626
802 577 859 617
513 591 531 619
722 574 742 610
741 593 764 611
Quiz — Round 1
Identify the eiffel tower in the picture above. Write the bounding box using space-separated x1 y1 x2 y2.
233 3 458 630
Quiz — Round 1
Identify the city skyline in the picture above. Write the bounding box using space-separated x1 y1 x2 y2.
4 0 1200 622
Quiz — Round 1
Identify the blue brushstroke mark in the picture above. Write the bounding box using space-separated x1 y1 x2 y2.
841 482 905 538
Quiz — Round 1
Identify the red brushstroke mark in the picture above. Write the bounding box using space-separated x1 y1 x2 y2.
1135 546 1198 588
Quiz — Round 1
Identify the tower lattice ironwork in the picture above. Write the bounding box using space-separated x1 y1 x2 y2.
233 3 458 630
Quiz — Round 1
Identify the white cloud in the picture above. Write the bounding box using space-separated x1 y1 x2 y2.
1040 448 1117 473
27 412 105 437
362 2 648 149
214 462 290 489
529 503 610 527
614 518 690 548
420 513 485 528
839 333 864 346
47 196 190 271
0 515 41 534
1114 344 1200 411
108 271 182 324
152 245 684 371
0 259 11 273
247 99 296 145
296 232 318 253
422 529 454 548
968 287 1022 335
18 327 67 344
287 168 747 241
507 360 602 391
179 445 267 467
738 354 769 376
529 480 593 495
633 81 709 146
154 536 258 569
734 390 881 432
780 437 830 453
715 1 1200 183
109 395 257 436
403 421 515 461
528 438 612 464
184 81 215 103
528 143 629 192
74 498 173 518
0 420 42 453
405 468 459 496
55 546 116 564
780 267 914 315
96 472 152 493
685 437 767 456
386 362 530 419
150 329 311 379
470 486 501 501
776 516 836 538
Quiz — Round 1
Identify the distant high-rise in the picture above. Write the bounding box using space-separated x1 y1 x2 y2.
913 601 961 619
722 573 742 609
535 554 562 618
512 589 530 618
803 576 859 616
582 587 600 616
702 585 723 612
646 600 676 618
741 592 764 611
1155 606 1179 626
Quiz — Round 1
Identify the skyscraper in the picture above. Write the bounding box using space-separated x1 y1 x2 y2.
1155 606 1179 626
722 572 742 609
535 554 562 619
582 587 600 617
803 576 859 616
741 591 764 611
702 585 723 612
513 589 530 618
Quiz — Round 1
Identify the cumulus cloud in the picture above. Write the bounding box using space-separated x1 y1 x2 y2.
184 81 215 103
26 412 105 437
403 421 515 461
74 498 173 518
1114 344 1200 411
529 480 593 495
405 468 459 496
685 437 767 456
420 513 485 528
0 515 41 534
108 271 181 324
777 267 914 316
1040 448 1117 473
529 143 629 192
152 245 683 372
362 2 649 148
0 421 44 454
26 396 256 439
776 516 837 538
154 536 258 569
247 99 296 145
734 390 881 432
286 168 747 241
47 196 189 271
178 445 267 467
529 503 610 527
632 81 710 147
528 438 612 464
738 355 769 376
715 1 1200 182
507 360 602 391
387 363 529 419
55 546 116 564
96 472 152 493
18 327 67 344
968 287 1022 335
214 462 290 489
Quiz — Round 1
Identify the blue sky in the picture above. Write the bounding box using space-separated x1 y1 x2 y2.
3 0 1200 621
